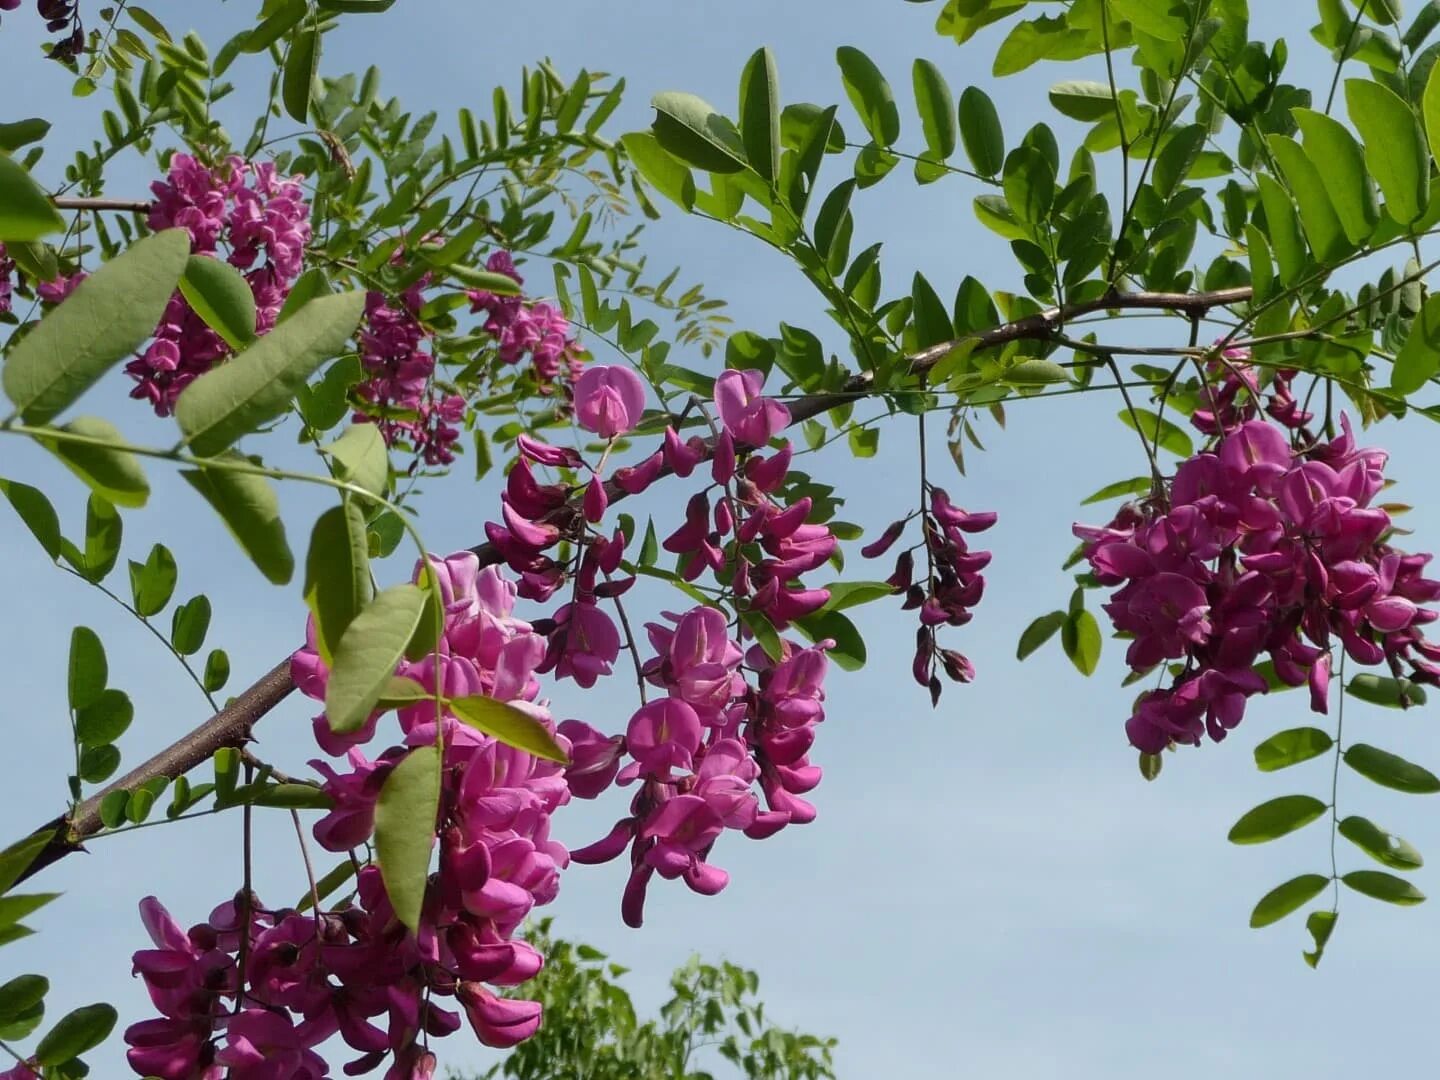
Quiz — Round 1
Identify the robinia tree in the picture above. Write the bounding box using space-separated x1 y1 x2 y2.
0 0 1438 1074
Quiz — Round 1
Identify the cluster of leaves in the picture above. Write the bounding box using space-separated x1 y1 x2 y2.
466 921 836 1080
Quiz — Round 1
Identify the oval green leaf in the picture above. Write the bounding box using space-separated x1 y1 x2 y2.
958 86 1004 177
1227 794 1328 844
178 254 257 350
40 415 151 508
836 46 900 147
374 743 440 932
175 290 365 458
34 1002 117 1066
182 459 294 585
2 229 190 424
1342 869 1426 905
1338 815 1424 871
304 500 373 662
325 583 427 734
1346 79 1429 226
650 92 747 174
0 153 65 243
1249 873 1330 928
1344 742 1440 793
1253 727 1334 772
448 695 570 764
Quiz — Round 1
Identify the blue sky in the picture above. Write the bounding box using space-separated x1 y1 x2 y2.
7 3 1440 1078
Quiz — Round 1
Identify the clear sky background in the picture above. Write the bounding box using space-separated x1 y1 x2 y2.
7 3 1440 1078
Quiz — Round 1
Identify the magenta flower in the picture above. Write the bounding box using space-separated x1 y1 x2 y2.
714 368 791 447
574 364 646 438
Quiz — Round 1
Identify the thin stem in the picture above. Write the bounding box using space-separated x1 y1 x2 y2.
1330 651 1347 912
1106 355 1165 490
292 809 322 916
235 762 255 1015
1325 0 1371 115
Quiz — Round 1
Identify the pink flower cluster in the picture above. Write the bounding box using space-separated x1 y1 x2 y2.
125 153 312 414
1077 367 1440 752
127 554 570 1077
862 486 996 703
353 282 466 467
122 888 443 1080
566 612 831 927
467 252 583 391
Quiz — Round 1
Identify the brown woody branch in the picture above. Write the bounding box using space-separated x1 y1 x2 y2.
15 285 1253 885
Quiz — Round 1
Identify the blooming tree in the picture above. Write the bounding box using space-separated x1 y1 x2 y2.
2 0 1440 1074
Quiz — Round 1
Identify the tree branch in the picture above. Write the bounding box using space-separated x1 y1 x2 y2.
51 197 153 213
14 285 1253 883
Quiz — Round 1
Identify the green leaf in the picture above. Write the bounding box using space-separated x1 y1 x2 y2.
0 893 57 932
820 581 896 613
178 255 257 350
812 180 856 262
204 648 230 693
448 695 570 763
0 152 65 243
245 782 335 809
1227 795 1328 844
81 494 121 583
1292 108 1379 244
793 609 866 671
1347 672 1428 707
1344 743 1440 793
620 132 697 212
67 627 106 712
40 415 150 508
848 425 879 457
1061 609 1101 675
913 60 957 160
738 47 781 184
650 92 747 174
1048 80 1115 121
170 595 211 655
325 584 428 734
175 290 365 457
1338 815 1424 870
1392 292 1440 394
182 459 294 585
0 975 48 1026
1080 476 1151 505
1253 727 1334 772
1004 358 1067 385
75 688 133 746
1424 60 1440 174
34 1003 117 1067
296 858 358 912
1002 145 1054 225
1249 873 1330 928
1116 407 1194 457
79 744 121 783
1345 80 1429 226
1304 909 1337 968
304 500 373 662
1267 134 1352 264
1153 125 1207 200
1343 870 1426 905
0 997 42 1039
0 832 52 896
321 423 388 498
1255 173 1308 285
958 86 1005 176
0 118 50 153
836 46 899 147
374 743 440 932
241 0 305 51
0 479 61 560
2 229 190 425
282 25 319 123
1017 610 1066 661
129 543 178 617
911 272 954 347
277 267 331 324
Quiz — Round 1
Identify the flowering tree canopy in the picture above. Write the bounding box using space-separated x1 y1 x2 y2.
2 0 1440 1074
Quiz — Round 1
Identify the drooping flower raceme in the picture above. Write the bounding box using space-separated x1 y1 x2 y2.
1077 356 1440 754
122 154 313 414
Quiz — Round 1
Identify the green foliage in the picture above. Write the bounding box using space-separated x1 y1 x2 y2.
468 923 836 1080
374 743 441 932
